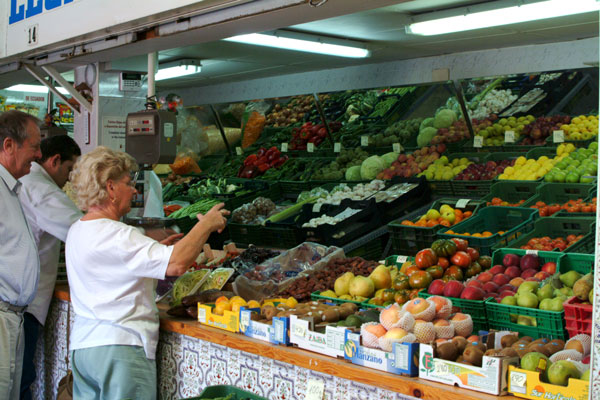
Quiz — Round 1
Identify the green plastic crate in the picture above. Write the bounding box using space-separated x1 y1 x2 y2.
562 232 595 254
426 180 454 196
384 255 415 268
438 206 538 256
522 182 595 208
185 385 267 399
345 235 386 261
388 198 484 256
495 217 595 252
264 224 305 249
526 147 558 159
483 152 522 162
228 223 265 246
311 291 365 306
451 179 494 198
485 298 567 340
558 253 594 275
480 181 539 205
418 292 490 333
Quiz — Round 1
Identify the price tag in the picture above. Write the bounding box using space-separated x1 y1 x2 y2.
553 130 565 143
473 135 483 148
235 147 243 156
312 203 322 213
334 143 342 153
292 319 308 339
393 143 403 153
198 307 206 323
274 319 285 343
396 255 408 264
510 371 527 394
526 250 539 256
305 379 325 400
361 136 369 147
307 143 315 153
505 130 515 143
281 143 288 152
455 199 470 208
240 310 250 330
394 343 409 371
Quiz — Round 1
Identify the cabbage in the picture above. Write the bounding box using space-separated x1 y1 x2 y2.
417 127 438 147
380 152 399 168
360 156 385 180
420 117 434 131
345 166 362 181
433 109 457 129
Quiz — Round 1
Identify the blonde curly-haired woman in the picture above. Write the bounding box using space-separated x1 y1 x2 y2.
66 146 228 399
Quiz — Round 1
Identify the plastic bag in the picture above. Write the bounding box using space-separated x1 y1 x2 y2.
232 242 344 301
169 156 201 175
241 111 266 148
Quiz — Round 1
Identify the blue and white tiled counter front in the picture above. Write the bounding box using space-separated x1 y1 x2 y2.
32 296 422 400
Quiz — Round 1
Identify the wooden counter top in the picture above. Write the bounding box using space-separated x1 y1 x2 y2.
54 284 518 400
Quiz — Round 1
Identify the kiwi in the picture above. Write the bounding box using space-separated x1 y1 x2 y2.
543 342 563 356
263 307 277 321
520 336 533 343
515 348 530 358
500 335 519 348
463 346 484 367
468 341 487 353
565 340 584 354
531 338 549 346
527 342 546 351
276 311 287 318
498 347 519 358
550 339 565 348
250 312 261 322
436 342 458 361
337 306 353 319
340 303 358 312
485 349 500 357
321 309 340 323
452 337 469 353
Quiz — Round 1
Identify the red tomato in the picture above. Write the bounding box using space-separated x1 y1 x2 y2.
437 257 450 269
450 251 472 268
415 248 438 269
466 247 479 262
450 238 468 252
548 204 561 215
539 207 549 217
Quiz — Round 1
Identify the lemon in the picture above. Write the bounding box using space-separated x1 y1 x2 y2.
247 300 261 309
515 156 527 166
498 173 508 180
504 166 515 175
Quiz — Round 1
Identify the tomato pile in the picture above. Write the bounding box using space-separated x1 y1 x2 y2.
289 121 342 150
519 234 584 251
529 198 596 216
486 198 527 207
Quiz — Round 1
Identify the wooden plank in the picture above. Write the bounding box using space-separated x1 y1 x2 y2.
55 285 518 400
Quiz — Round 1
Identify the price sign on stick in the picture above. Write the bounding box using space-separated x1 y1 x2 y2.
334 143 342 153
281 143 288 152
473 136 483 148
553 130 564 143
361 136 369 147
505 131 515 143
235 147 243 156
307 143 315 153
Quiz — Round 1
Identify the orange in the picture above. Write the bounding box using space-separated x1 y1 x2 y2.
439 220 451 227
463 211 473 218
415 220 427 227
472 233 483 237
401 220 414 226
426 220 438 227
215 296 229 305
454 209 463 219
213 302 230 315
482 231 493 237
446 230 455 234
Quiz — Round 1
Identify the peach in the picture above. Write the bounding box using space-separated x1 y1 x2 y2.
433 319 450 327
404 298 430 315
383 328 408 340
428 296 449 313
509 277 525 287
452 313 469 321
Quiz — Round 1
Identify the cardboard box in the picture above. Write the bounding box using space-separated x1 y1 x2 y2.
343 331 419 376
238 308 290 345
197 303 239 333
418 343 518 395
508 365 589 400
289 315 348 358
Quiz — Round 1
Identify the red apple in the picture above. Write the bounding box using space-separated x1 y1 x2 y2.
541 262 557 275
477 271 493 283
534 271 551 281
521 269 537 279
492 274 510 286
505 266 521 279
428 279 446 295
498 284 517 293
525 277 541 282
503 253 520 268
443 280 465 298
499 290 516 299
466 280 484 289
489 265 505 275
482 281 500 293
509 277 525 287
461 286 485 300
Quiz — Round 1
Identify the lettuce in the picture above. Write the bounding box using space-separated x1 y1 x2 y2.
360 156 385 180
345 165 362 181
381 152 399 168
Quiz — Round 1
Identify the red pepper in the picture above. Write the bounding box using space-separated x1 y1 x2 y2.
317 127 327 137
257 155 268 165
257 163 270 173
257 147 266 157
273 157 287 168
243 154 258 166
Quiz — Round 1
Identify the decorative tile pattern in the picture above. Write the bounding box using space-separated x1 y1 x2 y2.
591 221 600 394
34 299 418 400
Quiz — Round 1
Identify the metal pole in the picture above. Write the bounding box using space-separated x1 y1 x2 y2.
452 80 475 138
312 93 335 146
210 105 232 156
148 52 156 102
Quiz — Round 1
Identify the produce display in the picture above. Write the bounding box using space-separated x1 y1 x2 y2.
400 204 472 227
237 147 288 178
288 121 342 150
265 95 315 127
377 144 447 180
420 155 472 181
561 114 598 141
231 197 278 224
518 235 584 251
529 198 596 216
478 116 529 146
383 118 422 145
454 158 514 181
312 148 369 181
544 142 598 183
168 198 221 219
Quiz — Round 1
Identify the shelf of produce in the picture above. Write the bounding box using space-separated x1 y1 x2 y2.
53 284 517 400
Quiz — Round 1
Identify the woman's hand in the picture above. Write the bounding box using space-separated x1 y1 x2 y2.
160 233 184 245
196 203 230 233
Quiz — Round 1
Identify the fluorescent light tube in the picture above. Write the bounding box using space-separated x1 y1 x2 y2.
224 33 370 58
155 65 201 81
5 84 69 94
406 0 600 36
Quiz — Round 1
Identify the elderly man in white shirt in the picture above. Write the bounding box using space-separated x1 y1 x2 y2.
0 110 42 400
18 134 82 400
